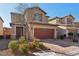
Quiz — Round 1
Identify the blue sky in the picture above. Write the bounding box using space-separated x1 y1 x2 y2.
0 3 79 27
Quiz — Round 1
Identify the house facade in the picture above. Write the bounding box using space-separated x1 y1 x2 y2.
0 17 4 37
10 7 58 39
49 15 76 38
10 6 79 40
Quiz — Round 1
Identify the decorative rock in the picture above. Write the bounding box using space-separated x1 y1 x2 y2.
33 51 57 56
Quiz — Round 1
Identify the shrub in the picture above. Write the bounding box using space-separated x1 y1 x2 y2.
72 39 78 43
8 40 18 50
19 36 28 44
77 33 79 37
8 37 47 55
32 39 46 50
39 42 46 49
60 35 64 40
63 34 66 38
8 36 30 55
0 36 3 39
68 32 73 36
10 38 16 40
28 42 36 50
32 39 40 48
18 44 29 54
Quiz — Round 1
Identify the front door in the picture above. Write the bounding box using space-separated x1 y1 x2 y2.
16 27 23 39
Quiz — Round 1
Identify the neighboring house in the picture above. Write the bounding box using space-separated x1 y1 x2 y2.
49 17 61 24
49 15 76 38
0 17 4 38
49 15 75 25
3 27 12 39
74 22 79 34
10 7 58 39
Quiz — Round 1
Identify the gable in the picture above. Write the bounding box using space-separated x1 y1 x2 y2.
62 15 75 20
32 7 47 15
24 7 47 16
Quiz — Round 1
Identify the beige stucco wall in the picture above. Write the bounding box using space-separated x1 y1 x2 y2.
11 7 55 39
11 7 48 25
48 18 61 24
0 19 3 35
11 12 25 24
24 7 48 23
30 24 57 29
49 20 57 24
30 23 57 39
11 23 28 39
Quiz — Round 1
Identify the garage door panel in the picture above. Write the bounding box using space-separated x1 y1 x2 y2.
34 28 54 39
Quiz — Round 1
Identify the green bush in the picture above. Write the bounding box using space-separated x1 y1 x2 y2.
8 36 30 55
18 36 29 54
28 42 36 50
8 40 18 50
68 32 73 36
60 35 64 40
18 44 29 54
76 33 79 37
0 36 3 39
8 37 47 55
19 36 28 44
72 39 78 43
32 39 40 48
32 39 46 49
39 43 45 48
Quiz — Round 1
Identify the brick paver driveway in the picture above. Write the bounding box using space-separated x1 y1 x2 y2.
0 39 10 50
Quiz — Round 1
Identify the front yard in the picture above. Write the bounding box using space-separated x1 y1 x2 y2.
0 37 50 56
0 38 79 56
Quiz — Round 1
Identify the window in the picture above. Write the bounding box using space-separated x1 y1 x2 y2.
67 18 73 24
33 13 42 21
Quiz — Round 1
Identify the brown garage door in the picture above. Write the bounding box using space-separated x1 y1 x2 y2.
34 28 54 39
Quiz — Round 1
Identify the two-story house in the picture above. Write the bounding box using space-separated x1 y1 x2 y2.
49 15 76 38
74 22 79 35
10 7 58 39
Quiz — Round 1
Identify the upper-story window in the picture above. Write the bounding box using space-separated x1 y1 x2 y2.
33 13 42 22
59 19 65 24
67 18 73 24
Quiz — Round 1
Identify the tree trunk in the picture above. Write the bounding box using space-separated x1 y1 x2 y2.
26 22 34 40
